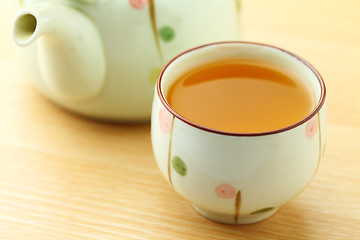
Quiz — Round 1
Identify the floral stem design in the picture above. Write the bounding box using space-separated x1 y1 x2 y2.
235 0 241 12
316 112 322 172
167 116 175 185
234 190 241 224
250 207 274 215
234 0 241 37
148 0 163 62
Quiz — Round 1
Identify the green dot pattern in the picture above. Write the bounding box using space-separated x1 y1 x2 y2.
158 26 175 42
172 156 187 176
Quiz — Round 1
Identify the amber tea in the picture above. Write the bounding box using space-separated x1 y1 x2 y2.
166 60 315 133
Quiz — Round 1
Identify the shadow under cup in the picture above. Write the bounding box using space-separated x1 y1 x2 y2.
151 42 326 225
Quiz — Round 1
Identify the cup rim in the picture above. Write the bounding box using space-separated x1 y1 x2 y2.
157 41 326 137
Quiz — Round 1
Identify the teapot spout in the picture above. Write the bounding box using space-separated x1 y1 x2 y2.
12 12 37 47
12 3 106 102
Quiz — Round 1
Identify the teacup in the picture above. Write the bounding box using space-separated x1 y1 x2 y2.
151 42 326 224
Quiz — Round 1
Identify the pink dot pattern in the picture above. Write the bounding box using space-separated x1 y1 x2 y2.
306 114 319 138
215 184 237 199
159 107 173 134
129 0 148 9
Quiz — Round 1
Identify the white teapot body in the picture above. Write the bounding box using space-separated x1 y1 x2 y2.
13 0 241 121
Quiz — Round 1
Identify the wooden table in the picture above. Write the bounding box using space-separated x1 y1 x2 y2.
1 0 359 239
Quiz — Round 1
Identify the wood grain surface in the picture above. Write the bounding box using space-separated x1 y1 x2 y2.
1 0 359 239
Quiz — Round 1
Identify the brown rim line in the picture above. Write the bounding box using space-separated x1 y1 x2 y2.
157 41 326 137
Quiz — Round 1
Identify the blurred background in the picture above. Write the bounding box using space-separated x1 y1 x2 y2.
0 1 16 62
2 1 358 141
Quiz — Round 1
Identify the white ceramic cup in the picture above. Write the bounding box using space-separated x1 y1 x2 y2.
151 42 326 224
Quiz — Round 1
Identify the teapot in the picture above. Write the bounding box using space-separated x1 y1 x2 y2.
12 0 241 121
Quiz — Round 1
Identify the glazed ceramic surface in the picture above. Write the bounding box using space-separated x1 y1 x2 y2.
151 42 327 224
12 0 241 121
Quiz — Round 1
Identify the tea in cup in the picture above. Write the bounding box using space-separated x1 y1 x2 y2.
151 42 326 224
